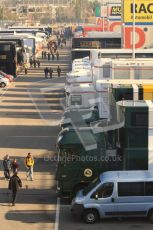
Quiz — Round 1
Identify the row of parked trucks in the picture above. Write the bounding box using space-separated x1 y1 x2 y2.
55 45 153 199
0 27 50 77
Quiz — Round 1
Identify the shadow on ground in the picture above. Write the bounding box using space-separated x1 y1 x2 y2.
5 209 56 223
0 188 57 204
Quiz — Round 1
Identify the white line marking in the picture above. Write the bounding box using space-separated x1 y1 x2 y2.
27 79 66 85
55 198 60 230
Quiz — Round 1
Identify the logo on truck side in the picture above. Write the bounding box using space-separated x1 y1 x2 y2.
84 168 93 177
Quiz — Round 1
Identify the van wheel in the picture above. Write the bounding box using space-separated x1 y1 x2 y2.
83 209 99 224
0 82 6 88
148 210 153 223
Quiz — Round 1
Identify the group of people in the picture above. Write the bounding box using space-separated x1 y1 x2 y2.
24 35 66 77
44 66 61 78
47 40 57 53
42 50 59 61
3 153 34 206
56 33 67 48
29 57 40 68
58 37 66 48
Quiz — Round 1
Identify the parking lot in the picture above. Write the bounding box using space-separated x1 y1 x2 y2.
0 44 69 230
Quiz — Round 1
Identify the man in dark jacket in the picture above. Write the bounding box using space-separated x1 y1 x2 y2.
33 59 37 68
47 52 51 61
56 51 59 61
42 51 44 59
44 51 47 59
37 60 40 68
11 158 19 174
52 52 55 60
49 67 53 78
57 66 61 77
44 67 49 78
3 155 11 180
8 172 22 206
30 57 33 67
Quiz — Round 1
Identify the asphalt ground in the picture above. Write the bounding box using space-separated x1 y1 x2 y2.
0 42 70 230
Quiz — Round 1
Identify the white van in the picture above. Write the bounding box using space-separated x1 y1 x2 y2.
71 171 153 224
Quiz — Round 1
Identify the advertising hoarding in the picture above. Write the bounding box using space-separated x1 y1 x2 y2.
108 3 121 20
123 0 153 23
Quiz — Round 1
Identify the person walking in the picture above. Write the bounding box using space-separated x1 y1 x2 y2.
52 53 54 61
8 172 22 206
24 63 28 74
30 57 33 67
49 67 53 78
63 39 66 46
37 60 40 68
56 51 59 61
58 38 61 46
57 66 61 77
47 52 50 61
3 155 11 180
44 67 49 78
33 59 36 68
44 51 47 59
11 158 19 174
25 153 34 181
42 51 44 59
54 45 57 53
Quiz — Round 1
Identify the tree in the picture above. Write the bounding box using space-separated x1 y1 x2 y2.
0 7 19 20
40 17 52 24
74 0 82 21
56 6 76 23
56 7 66 22
73 0 99 22
91 0 101 12
55 0 99 23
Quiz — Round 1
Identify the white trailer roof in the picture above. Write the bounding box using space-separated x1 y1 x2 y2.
86 31 121 38
65 83 95 93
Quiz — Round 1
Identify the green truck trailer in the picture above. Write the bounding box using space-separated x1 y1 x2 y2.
56 100 151 198
60 107 99 128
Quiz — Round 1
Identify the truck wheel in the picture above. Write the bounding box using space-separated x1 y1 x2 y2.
0 82 6 88
148 210 153 223
83 209 99 224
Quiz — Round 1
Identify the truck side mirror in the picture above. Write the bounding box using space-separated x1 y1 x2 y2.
95 194 99 200
111 197 115 203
